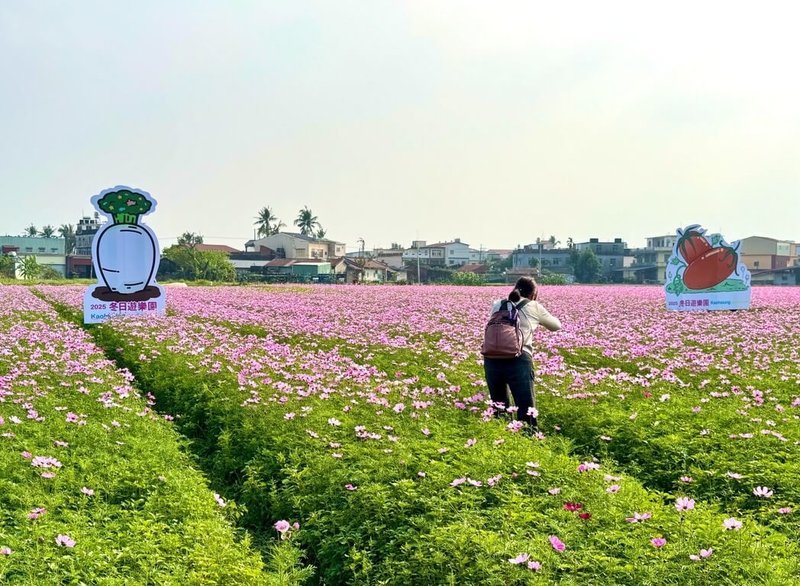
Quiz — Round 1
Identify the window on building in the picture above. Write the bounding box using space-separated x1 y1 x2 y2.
38 247 45 252
753 261 759 268
25 247 33 252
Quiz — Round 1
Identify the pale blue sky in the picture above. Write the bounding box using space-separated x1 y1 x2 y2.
2 1 799 251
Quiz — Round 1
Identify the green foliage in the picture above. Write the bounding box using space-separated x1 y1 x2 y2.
161 246 236 282
97 189 152 224
83 311 800 586
574 249 601 283
38 266 63 280
17 255 41 280
0 254 15 278
0 305 270 585
58 224 76 255
39 224 56 238
450 271 486 285
538 273 569 285
294 207 319 237
177 232 204 248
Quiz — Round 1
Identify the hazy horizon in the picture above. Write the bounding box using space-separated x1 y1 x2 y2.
2 1 799 252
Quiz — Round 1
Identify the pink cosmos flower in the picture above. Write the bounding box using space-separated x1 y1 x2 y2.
753 486 773 498
28 507 47 520
80 487 94 496
417 471 426 477
506 420 524 432
213 493 226 507
690 548 713 561
464 438 477 448
778 507 792 514
345 483 358 491
274 520 291 533
626 512 652 523
55 534 76 548
450 477 466 487
549 535 566 552
650 537 667 548
548 487 561 495
327 418 341 426
527 560 542 571
675 497 695 511
0 547 11 555
563 502 583 512
607 484 621 493
680 476 694 483
723 517 742 530
508 553 529 564
577 462 600 473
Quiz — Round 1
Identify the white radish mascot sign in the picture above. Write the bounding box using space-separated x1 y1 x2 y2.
83 186 166 324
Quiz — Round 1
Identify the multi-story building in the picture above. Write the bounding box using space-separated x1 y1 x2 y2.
68 212 106 277
740 236 799 285
402 238 471 267
575 238 628 281
245 233 346 260
0 236 67 276
628 234 678 283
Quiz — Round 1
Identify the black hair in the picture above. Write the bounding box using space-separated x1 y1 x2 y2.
508 276 537 302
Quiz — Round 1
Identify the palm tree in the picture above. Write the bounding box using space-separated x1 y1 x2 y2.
254 207 279 238
58 224 76 255
315 226 326 239
294 206 319 237
25 224 38 237
269 220 285 236
39 225 55 238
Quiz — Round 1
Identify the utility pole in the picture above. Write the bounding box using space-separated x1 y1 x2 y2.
416 240 421 284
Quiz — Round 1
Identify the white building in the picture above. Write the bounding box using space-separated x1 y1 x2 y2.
246 232 346 260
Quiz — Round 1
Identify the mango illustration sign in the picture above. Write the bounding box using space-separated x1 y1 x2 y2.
83 186 166 324
665 225 751 311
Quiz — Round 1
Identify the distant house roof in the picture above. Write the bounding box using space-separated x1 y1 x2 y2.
195 244 240 254
424 240 469 248
265 259 296 267
331 257 393 271
457 263 489 274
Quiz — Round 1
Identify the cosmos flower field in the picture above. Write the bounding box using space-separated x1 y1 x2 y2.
3 283 800 584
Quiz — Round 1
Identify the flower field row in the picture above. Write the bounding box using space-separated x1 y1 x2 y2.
34 284 800 584
0 286 308 585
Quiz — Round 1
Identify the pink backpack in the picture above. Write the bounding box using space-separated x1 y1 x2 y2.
481 299 529 359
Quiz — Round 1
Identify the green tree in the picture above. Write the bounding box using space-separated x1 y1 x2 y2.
294 206 319 236
25 224 38 237
39 265 63 280
161 246 235 281
39 225 55 238
566 237 574 249
528 256 539 268
59 224 76 255
17 255 41 279
177 232 204 249
574 248 601 283
450 272 486 285
0 254 15 278
316 226 327 239
254 207 282 238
